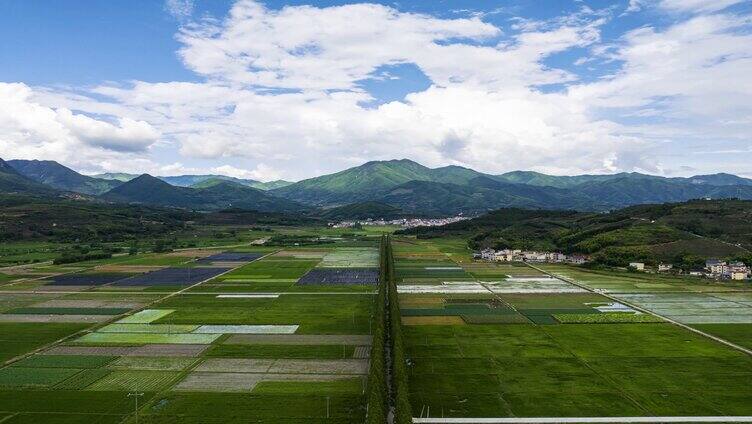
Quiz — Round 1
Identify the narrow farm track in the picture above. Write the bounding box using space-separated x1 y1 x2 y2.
526 263 752 357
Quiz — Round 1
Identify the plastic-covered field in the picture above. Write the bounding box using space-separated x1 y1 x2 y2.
117 309 175 324
397 278 586 294
112 267 230 286
297 268 379 285
194 325 299 334
317 248 379 268
43 273 130 286
196 252 264 263
618 293 752 324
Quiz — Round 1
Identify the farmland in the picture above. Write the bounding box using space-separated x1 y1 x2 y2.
2 224 752 423
0 227 382 423
393 236 752 420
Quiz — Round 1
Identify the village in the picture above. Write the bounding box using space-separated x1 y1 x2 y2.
473 248 751 281
330 216 469 229
474 248 589 265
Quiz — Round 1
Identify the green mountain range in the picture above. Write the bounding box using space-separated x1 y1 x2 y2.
0 158 60 196
271 159 752 214
93 172 293 190
4 157 752 216
271 159 490 205
8 160 121 195
100 174 305 212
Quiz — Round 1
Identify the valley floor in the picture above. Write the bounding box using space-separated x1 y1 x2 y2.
394 237 752 420
0 230 751 423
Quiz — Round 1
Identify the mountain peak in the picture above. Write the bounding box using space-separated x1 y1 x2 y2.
7 159 121 195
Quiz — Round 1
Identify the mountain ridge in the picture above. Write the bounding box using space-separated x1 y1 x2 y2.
100 174 305 212
4 157 752 215
8 159 121 195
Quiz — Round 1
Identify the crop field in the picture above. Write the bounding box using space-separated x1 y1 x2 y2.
538 264 752 325
200 244 381 292
5 227 748 422
297 268 379 285
396 236 752 419
0 233 379 423
112 267 232 287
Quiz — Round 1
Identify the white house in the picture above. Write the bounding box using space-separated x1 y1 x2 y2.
658 263 673 272
705 259 727 276
629 262 645 271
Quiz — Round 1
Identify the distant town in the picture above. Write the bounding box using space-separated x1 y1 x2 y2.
330 216 470 229
474 248 751 281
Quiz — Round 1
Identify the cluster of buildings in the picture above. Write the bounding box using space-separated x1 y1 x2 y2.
474 248 589 265
628 259 750 281
330 216 469 229
703 259 750 280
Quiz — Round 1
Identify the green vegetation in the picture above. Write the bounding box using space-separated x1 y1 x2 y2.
1 202 750 424
8 159 121 195
0 367 80 388
402 199 752 266
366 236 388 424
11 355 116 369
385 237 413 423
102 174 306 212
0 323 89 363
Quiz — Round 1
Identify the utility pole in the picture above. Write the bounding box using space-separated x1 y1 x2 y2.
128 392 145 424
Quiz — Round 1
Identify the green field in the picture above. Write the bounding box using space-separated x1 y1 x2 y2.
2 227 750 423
396 235 752 419
0 236 382 423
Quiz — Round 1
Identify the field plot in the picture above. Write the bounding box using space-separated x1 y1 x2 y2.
42 273 131 286
398 238 752 419
196 252 265 264
318 248 379 268
0 322 89 363
0 235 377 423
205 255 319 291
148 293 373 334
297 268 379 285
113 267 231 287
88 370 180 391
539 264 752 325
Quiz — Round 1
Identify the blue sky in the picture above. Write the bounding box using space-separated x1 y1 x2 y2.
1 0 751 181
